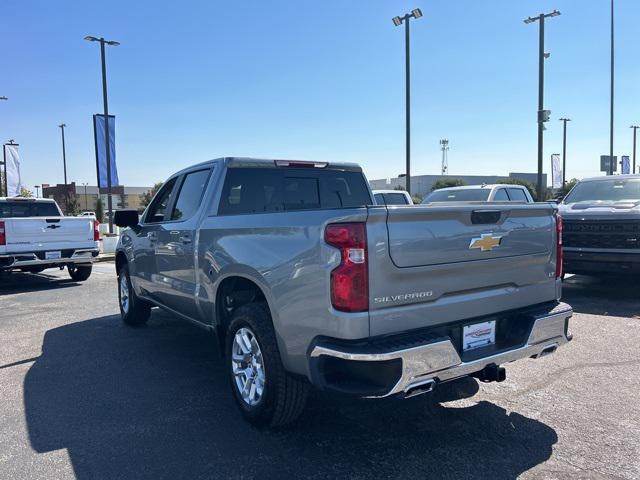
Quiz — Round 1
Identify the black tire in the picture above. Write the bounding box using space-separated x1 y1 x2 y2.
225 303 309 427
68 264 92 281
117 264 151 326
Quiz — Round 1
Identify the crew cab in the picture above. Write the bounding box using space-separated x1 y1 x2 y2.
114 158 572 427
560 175 640 275
422 184 534 203
0 197 99 280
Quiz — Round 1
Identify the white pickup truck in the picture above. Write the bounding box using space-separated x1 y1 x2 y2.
0 197 99 280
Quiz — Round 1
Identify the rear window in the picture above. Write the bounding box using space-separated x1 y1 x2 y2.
383 193 410 205
423 188 491 202
0 201 60 218
218 168 371 215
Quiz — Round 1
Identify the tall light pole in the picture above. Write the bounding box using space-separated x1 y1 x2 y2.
524 10 561 201
84 35 120 233
631 125 639 174
609 0 615 175
559 118 571 186
58 123 68 184
34 185 40 198
392 8 423 196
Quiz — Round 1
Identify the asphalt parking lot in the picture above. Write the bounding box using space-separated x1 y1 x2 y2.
0 264 638 479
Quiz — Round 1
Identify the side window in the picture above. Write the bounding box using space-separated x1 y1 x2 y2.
145 178 177 223
493 188 509 201
170 169 211 221
374 193 385 205
507 188 528 202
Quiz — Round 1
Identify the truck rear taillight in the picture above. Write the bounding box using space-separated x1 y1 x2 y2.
93 220 100 241
324 222 368 312
555 215 563 278
0 221 5 246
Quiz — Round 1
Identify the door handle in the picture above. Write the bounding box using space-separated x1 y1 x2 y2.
179 235 192 244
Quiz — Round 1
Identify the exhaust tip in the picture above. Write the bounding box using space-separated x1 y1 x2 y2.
404 379 436 398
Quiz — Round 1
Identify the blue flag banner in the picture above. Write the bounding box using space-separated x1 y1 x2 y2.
93 114 119 188
621 155 630 175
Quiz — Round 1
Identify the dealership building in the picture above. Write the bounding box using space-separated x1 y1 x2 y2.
368 172 546 197
41 183 152 215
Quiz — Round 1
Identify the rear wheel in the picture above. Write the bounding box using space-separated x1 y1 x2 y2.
118 264 151 326
68 264 92 281
226 303 309 427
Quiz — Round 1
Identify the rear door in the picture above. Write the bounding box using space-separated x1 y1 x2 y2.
367 203 558 336
154 168 212 318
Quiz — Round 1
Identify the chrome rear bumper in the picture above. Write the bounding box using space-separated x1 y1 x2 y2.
310 302 573 398
0 249 98 270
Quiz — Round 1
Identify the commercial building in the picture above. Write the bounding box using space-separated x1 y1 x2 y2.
41 183 152 215
368 172 547 197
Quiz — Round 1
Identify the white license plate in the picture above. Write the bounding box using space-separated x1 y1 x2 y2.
45 251 62 260
463 320 496 351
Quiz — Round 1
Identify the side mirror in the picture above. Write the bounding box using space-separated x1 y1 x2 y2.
114 209 139 229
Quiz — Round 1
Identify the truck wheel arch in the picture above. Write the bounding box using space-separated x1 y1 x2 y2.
214 275 274 354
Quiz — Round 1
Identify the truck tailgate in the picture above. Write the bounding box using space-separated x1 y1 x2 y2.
367 204 560 336
4 217 95 252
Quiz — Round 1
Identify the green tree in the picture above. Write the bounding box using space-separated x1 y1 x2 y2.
19 187 34 197
411 194 423 204
140 182 163 208
95 198 104 223
431 178 466 191
560 178 579 197
62 192 80 216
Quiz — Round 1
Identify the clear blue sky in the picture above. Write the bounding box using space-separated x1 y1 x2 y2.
2 0 639 190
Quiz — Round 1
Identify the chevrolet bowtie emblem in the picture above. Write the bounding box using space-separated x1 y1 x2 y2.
469 233 503 252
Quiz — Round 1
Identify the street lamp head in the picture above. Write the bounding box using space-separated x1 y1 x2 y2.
84 35 99 42
549 10 561 17
0 96 7 101
105 40 120 46
523 17 535 24
631 125 639 129
392 16 403 26
59 123 66 128
411 8 423 19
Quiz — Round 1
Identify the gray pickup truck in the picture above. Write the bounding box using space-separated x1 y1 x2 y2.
114 157 572 427
560 175 640 275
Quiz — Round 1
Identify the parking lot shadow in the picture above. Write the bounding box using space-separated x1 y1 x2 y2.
0 271 81 294
25 312 557 479
562 274 640 317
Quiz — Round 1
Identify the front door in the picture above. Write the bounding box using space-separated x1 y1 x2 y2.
154 168 212 320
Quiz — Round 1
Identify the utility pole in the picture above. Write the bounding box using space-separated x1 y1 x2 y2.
440 139 449 175
59 124 68 184
631 126 639 174
524 10 561 200
609 0 615 175
392 8 423 196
